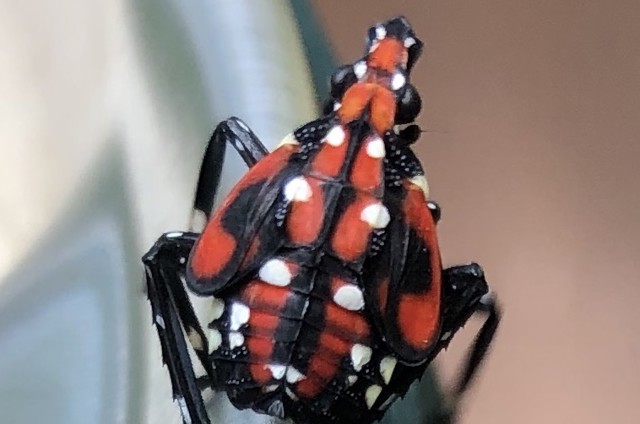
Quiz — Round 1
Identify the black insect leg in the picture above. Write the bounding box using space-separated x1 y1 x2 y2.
192 117 269 228
143 232 216 424
437 263 501 420
452 292 500 399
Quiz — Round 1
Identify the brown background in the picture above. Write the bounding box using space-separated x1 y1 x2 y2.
312 1 640 423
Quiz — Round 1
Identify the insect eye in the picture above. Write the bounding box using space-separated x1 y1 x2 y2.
396 124 421 145
395 83 422 125
329 64 358 100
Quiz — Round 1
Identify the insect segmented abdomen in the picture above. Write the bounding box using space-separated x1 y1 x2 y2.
187 16 447 424
199 115 409 422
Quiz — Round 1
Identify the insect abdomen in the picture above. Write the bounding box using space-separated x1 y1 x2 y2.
206 120 403 422
209 253 381 421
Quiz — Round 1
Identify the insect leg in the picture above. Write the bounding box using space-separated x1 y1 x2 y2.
193 117 269 227
452 290 500 398
437 263 501 418
143 231 216 424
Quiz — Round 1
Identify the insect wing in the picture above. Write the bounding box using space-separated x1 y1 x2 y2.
363 180 442 364
187 144 297 295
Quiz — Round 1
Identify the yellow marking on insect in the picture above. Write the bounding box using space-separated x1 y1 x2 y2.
409 175 429 199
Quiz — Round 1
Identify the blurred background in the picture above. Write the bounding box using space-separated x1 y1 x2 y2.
1 0 639 423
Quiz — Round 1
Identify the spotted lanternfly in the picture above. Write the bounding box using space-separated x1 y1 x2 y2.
143 16 500 424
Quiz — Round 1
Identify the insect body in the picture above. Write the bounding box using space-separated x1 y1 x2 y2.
144 16 500 424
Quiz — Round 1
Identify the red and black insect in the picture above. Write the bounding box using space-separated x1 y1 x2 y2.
143 16 500 424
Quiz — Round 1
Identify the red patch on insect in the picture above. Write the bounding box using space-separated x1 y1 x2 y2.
397 293 440 350
367 38 407 73
296 376 324 398
306 355 338 382
247 335 274 360
311 133 349 178
248 310 280 337
297 334 349 398
286 177 325 245
330 194 377 262
324 302 370 342
369 87 396 135
250 363 272 384
402 180 438 249
397 180 442 351
190 220 236 280
349 135 384 193
338 84 396 135
190 146 296 280
241 280 291 313
318 331 352 357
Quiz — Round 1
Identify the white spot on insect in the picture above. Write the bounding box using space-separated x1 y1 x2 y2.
333 284 365 311
230 302 250 331
228 331 244 349
209 329 222 352
380 356 398 385
233 140 245 152
366 136 385 159
347 375 358 386
324 125 346 147
353 61 367 79
236 119 250 132
365 384 383 409
391 72 406 91
278 133 299 147
264 384 279 393
410 174 430 199
284 176 312 202
375 25 387 40
179 256 186 265
351 344 372 372
155 315 165 329
187 327 204 351
268 364 287 380
333 101 341 111
360 203 391 229
286 387 299 401
404 37 416 48
210 297 225 320
165 231 183 238
440 330 452 342
259 259 292 287
177 396 192 424
286 367 306 383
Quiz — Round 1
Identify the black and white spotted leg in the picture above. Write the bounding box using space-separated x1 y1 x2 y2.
145 118 268 424
436 263 501 421
192 117 269 228
143 232 215 424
